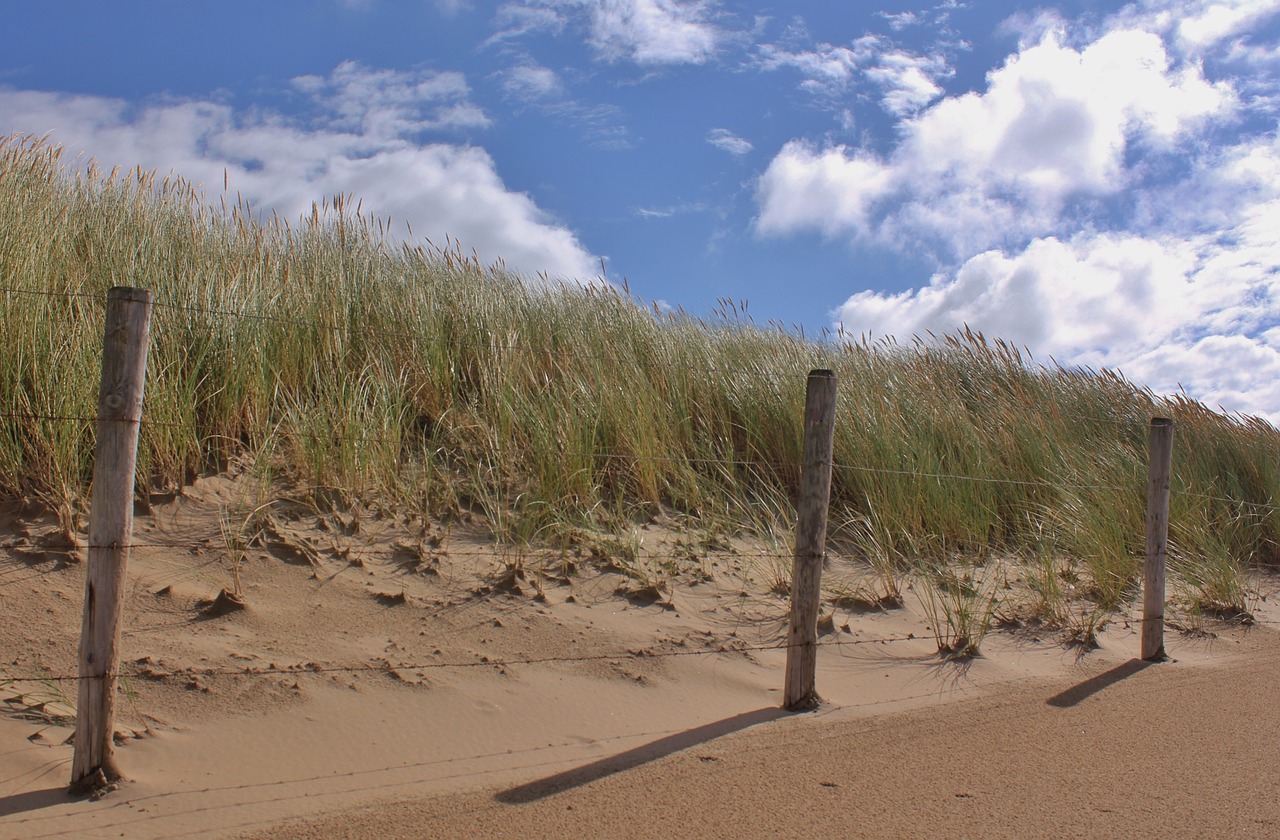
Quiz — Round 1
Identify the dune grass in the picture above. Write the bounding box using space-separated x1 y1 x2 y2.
3 134 1279 652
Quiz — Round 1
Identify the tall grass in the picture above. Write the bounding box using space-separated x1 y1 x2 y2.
3 134 1279 640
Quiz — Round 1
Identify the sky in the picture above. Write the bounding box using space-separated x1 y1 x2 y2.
3 1 1279 420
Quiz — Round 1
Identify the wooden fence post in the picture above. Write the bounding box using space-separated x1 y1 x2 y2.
1142 417 1174 663
783 370 837 711
71 287 153 794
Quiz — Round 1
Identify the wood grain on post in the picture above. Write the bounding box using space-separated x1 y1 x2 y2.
783 370 837 711
71 287 153 794
1142 417 1174 663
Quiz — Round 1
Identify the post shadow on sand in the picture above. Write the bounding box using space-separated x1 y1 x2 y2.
0 786 73 818
494 706 787 805
1046 659 1154 708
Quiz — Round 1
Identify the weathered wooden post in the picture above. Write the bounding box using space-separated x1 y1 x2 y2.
1142 417 1173 662
783 370 837 711
71 287 152 794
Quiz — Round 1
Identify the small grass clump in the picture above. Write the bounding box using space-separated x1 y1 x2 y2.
913 560 1004 659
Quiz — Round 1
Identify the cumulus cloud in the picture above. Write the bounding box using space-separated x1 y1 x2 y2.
756 29 1233 252
760 15 1278 418
908 29 1228 190
836 224 1280 419
756 142 893 237
832 131 1280 420
0 72 600 282
706 127 751 155
837 235 1199 357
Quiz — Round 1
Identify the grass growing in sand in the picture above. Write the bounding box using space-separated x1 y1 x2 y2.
3 134 1279 655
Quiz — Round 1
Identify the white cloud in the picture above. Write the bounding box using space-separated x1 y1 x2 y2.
586 0 721 64
756 29 1233 252
760 15 1279 418
493 1 724 65
1129 335 1280 418
836 234 1199 358
487 4 567 45
0 77 600 283
755 41 866 96
1105 1 1280 58
755 33 951 111
755 141 893 237
1225 37 1280 66
706 127 751 155
1175 0 1280 51
879 11 920 31
833 159 1280 420
501 62 565 100
865 50 949 115
291 62 490 137
636 200 707 218
907 30 1228 195
835 225 1280 420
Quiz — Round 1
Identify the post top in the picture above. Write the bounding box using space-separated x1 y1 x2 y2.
1150 416 1174 427
107 287 154 303
807 369 835 378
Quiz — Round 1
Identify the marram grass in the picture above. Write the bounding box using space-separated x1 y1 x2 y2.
3 134 1279 649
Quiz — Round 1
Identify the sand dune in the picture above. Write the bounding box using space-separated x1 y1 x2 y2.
2 479 1277 839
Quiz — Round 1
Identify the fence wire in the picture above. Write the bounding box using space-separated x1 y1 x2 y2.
0 633 924 686
0 284 1221 433
10 406 1266 513
0 409 1172 499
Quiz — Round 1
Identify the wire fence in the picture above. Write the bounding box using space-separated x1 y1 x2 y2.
0 283 1191 430
0 634 931 686
3 284 1279 795
7 407 1274 507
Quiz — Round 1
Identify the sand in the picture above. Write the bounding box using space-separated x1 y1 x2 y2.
2 473 1278 838
254 648 1280 839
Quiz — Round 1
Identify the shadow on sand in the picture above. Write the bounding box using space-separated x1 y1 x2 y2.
1046 658 1155 708
494 706 787 805
0 786 73 818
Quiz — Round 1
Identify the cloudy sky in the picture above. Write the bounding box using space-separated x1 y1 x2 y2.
4 1 1279 419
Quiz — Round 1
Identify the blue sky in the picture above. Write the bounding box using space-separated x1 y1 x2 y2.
4 1 1280 419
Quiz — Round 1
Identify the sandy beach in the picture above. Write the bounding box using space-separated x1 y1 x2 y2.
3 478 1278 839
256 645 1280 839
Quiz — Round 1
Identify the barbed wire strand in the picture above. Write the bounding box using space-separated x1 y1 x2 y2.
0 285 1201 431
0 410 1164 497
0 633 924 685
10 284 1274 435
0 539 796 563
0 537 1156 563
0 286 103 304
